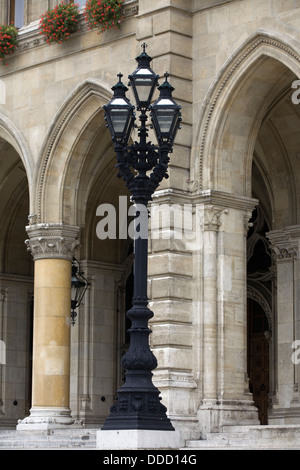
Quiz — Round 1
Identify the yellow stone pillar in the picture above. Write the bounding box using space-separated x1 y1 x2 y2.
17 224 81 430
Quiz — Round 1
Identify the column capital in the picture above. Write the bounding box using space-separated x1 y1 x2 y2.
267 226 300 262
203 205 226 232
25 223 80 261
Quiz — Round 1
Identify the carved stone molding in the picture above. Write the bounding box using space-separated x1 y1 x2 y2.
25 223 80 261
270 245 297 262
196 190 258 212
267 226 300 262
154 371 197 390
80 394 92 412
244 210 255 236
17 407 83 430
0 289 7 303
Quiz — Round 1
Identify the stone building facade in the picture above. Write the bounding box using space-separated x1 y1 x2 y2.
0 0 300 445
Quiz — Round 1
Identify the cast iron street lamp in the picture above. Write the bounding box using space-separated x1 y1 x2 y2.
102 44 181 430
71 257 89 326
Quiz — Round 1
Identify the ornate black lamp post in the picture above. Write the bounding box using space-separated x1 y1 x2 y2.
102 44 181 431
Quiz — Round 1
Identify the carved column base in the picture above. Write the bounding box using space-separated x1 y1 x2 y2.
16 407 83 431
197 399 260 437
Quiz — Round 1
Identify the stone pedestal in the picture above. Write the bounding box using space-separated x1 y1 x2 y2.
97 429 182 450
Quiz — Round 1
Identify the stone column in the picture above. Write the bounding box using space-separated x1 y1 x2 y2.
202 206 221 405
197 193 259 436
267 227 300 423
215 205 259 425
196 205 223 435
17 223 81 431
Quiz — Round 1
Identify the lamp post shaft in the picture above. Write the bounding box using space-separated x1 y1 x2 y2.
102 153 174 431
133 230 148 304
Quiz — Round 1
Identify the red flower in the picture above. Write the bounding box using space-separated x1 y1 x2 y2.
84 0 123 33
39 1 80 44
0 23 18 65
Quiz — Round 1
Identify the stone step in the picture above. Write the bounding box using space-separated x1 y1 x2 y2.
0 429 98 449
2 425 300 450
0 429 97 439
184 425 300 450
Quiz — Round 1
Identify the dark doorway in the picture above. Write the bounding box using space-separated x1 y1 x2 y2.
247 298 269 424
247 205 272 424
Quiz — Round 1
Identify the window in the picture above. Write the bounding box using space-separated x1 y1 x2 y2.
9 0 24 28
70 0 86 8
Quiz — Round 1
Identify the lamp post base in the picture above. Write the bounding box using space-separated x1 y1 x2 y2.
97 429 182 450
101 414 175 432
101 370 175 431
101 394 175 431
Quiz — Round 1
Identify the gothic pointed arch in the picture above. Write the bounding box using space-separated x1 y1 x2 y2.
35 78 112 225
191 30 300 204
0 114 33 274
0 112 33 186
